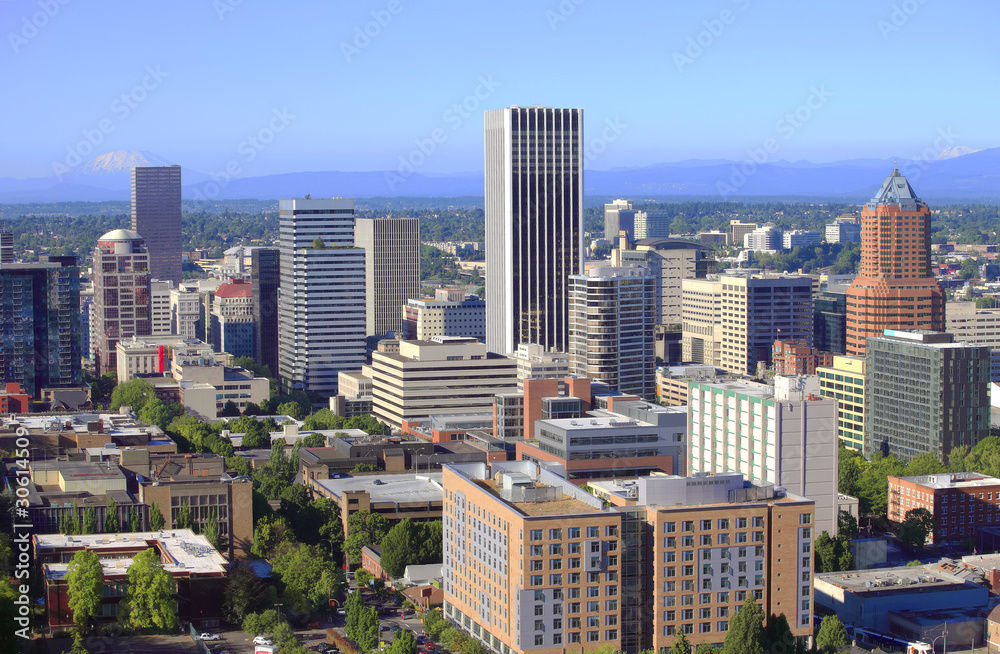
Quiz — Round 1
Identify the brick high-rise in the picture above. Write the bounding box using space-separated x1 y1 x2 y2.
845 169 945 355
131 166 182 285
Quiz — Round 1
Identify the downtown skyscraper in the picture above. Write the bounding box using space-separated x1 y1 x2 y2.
131 165 182 284
485 106 584 354
277 198 365 395
845 168 945 355
355 216 420 338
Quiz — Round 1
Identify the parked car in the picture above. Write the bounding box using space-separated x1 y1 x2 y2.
199 633 222 641
253 636 273 645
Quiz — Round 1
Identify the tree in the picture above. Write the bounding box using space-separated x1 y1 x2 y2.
391 629 419 654
415 520 442 564
764 613 795 654
66 549 104 632
838 511 858 541
251 516 293 559
121 547 178 631
816 615 848 652
223 561 266 624
670 632 692 654
103 499 119 534
354 568 373 588
129 505 140 532
814 532 838 573
219 400 241 417
110 378 156 412
138 397 182 431
313 237 325 249
175 499 194 531
461 640 487 654
81 506 98 535
723 596 764 654
301 432 326 448
276 401 305 421
350 462 378 473
695 645 718 654
345 590 364 641
203 508 224 553
242 608 283 637
345 511 390 564
424 609 447 640
356 605 379 651
239 419 269 449
900 507 935 548
270 542 345 614
380 519 416 579
149 503 165 531
63 629 88 654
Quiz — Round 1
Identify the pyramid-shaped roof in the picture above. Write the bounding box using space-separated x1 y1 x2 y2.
867 168 922 210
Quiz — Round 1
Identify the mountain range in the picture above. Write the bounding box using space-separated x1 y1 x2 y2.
2 147 999 204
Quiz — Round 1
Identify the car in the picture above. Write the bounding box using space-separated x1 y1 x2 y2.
253 636 273 646
199 633 222 641
307 621 320 629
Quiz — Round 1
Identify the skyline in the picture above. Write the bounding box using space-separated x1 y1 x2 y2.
2 1 999 182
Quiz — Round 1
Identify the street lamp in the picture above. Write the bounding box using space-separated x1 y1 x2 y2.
928 622 948 654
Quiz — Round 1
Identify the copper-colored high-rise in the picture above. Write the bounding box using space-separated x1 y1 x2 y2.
845 169 944 355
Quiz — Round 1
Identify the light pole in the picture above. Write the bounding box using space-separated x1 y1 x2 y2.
929 622 949 654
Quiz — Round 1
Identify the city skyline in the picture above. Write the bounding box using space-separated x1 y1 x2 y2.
2 1 997 181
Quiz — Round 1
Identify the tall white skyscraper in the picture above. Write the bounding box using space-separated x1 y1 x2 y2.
485 106 584 355
355 216 420 337
277 198 366 395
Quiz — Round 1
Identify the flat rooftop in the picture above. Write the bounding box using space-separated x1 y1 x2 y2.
36 529 228 578
31 460 127 483
696 381 773 397
313 473 443 504
475 477 602 517
894 472 1000 490
541 416 655 431
815 563 975 594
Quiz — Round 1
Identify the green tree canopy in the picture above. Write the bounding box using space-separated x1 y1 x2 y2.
66 549 104 632
669 632 692 654
816 615 848 651
110 378 156 412
223 561 266 624
270 542 345 614
345 510 390 564
900 507 935 548
390 629 419 654
81 506 97 535
121 548 178 631
103 499 119 534
723 596 764 654
149 503 165 531
203 508 224 552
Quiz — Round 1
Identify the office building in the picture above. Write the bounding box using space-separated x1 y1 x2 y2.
371 337 518 428
655 364 721 407
169 283 201 341
210 279 255 359
846 169 945 356
251 247 280 377
403 288 486 342
814 288 848 355
0 260 81 397
633 210 673 240
816 356 866 452
825 221 861 244
441 462 814 654
612 239 714 325
604 199 636 244
771 340 833 376
681 278 723 368
718 273 814 375
744 224 783 253
947 301 1000 381
91 230 151 375
865 330 990 461
277 198 366 395
0 220 13 264
888 472 1000 545
149 279 173 335
782 230 823 250
688 379 839 535
568 267 656 399
729 220 758 247
356 216 420 337
485 106 584 355
131 165 182 285
510 343 570 392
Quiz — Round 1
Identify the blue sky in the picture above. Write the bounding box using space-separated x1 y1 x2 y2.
2 0 998 179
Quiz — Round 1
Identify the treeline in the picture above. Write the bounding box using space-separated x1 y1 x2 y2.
753 243 860 274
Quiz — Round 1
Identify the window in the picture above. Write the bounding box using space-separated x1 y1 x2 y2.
700 608 711 619
569 632 581 643
701 520 712 530
535 605 544 616
587 587 600 597
550 559 562 570
534 620 544 631
531 560 543 571
550 529 562 540
665 611 676 622
530 530 542 541
534 635 544 646
550 574 562 585
568 527 581 538
736 517 747 528
718 621 729 632
665 625 676 636
700 593 711 604
717 592 729 604
682 536 694 547
682 624 693 635
553 634 562 645
550 544 563 555
588 631 600 642
665 522 677 533
530 575 543 586
606 600 618 611
587 616 599 628
665 537 677 548
718 606 729 617
570 574 581 585
718 518 730 530
718 533 730 545
701 535 712 546
682 521 694 532
701 622 712 633
665 581 676 592
606 630 618 641
530 545 543 556
587 527 599 538
569 543 581 554
800 513 811 524
752 517 764 528
682 609 694 620
665 552 676 563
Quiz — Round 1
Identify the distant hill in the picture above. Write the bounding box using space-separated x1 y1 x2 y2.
3 147 999 203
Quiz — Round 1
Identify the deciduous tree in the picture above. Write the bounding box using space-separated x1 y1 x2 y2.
816 615 848 652
121 548 177 631
66 549 104 632
723 596 764 654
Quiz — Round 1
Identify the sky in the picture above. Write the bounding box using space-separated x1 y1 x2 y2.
2 0 999 179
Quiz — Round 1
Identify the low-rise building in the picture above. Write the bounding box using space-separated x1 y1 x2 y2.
308 472 443 537
509 344 570 393
0 411 177 459
35 529 228 629
782 230 823 250
771 340 834 376
655 364 721 406
888 472 1000 545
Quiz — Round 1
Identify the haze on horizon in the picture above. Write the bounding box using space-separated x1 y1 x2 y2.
2 0 998 180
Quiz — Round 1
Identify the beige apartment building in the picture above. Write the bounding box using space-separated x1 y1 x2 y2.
682 278 723 367
441 463 814 654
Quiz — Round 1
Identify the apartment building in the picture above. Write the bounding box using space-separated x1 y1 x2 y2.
816 356 866 452
441 463 814 654
688 380 838 536
888 472 1000 545
681 278 723 368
